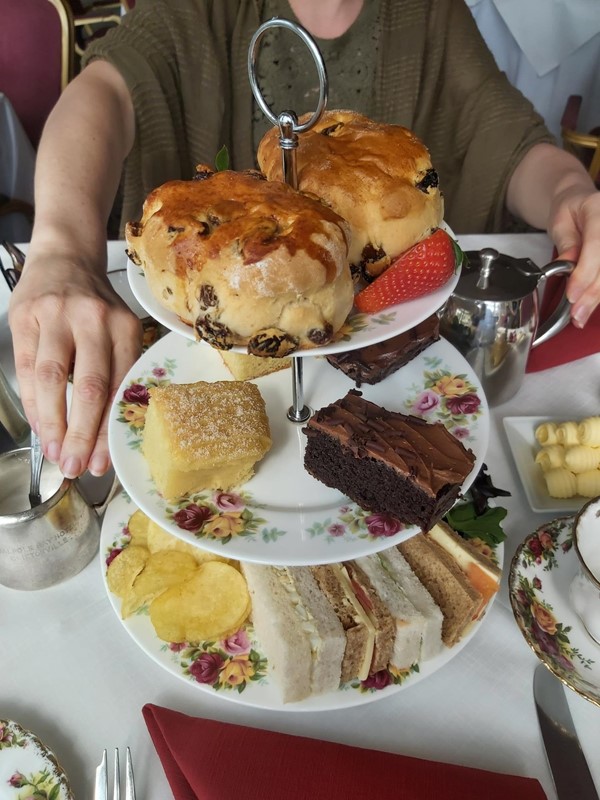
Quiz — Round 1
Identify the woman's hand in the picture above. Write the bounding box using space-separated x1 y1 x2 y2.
507 142 600 328
8 253 142 478
547 183 600 328
8 59 139 477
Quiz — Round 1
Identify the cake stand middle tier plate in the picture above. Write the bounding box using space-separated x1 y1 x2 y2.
108 332 489 565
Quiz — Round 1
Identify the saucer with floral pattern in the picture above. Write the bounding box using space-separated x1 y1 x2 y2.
509 516 600 707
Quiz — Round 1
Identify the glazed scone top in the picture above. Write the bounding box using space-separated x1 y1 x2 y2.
258 110 444 277
126 168 354 356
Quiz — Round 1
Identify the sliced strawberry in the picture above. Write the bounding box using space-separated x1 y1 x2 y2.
354 228 464 314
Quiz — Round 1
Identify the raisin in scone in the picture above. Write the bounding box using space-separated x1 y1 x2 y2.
126 167 353 357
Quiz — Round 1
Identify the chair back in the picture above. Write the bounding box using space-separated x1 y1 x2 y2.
561 95 600 187
0 0 74 149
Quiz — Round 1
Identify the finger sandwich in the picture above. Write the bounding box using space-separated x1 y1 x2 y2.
353 554 426 669
398 534 482 647
377 547 444 660
241 564 346 703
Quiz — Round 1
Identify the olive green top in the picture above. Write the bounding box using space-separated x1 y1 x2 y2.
83 0 553 235
250 0 380 154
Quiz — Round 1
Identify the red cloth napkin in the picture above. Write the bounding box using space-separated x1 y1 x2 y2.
526 274 600 373
143 704 547 800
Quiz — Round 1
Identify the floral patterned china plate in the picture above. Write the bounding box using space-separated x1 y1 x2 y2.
0 719 73 799
126 224 460 357
509 516 600 707
108 332 489 565
101 491 502 711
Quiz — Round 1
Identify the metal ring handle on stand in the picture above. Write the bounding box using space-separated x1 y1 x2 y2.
248 18 329 423
248 18 328 134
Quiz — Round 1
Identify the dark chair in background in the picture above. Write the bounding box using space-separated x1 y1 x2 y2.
0 0 131 238
67 0 124 58
0 0 75 150
0 0 76 238
561 95 600 187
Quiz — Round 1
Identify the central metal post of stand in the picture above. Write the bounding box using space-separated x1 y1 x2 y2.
248 18 328 424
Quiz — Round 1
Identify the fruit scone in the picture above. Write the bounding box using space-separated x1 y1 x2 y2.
125 166 353 357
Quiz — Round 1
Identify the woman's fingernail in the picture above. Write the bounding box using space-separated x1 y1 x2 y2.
571 306 588 329
46 440 61 463
62 456 81 479
88 454 109 476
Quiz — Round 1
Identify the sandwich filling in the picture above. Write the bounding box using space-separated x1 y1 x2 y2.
331 564 377 680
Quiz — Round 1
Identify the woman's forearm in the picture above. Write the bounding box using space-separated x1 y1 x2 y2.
30 60 135 267
506 142 595 231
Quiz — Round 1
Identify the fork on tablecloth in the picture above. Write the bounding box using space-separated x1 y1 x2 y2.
94 748 136 800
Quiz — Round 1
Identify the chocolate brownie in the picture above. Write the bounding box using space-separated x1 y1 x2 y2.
326 314 440 386
303 390 475 531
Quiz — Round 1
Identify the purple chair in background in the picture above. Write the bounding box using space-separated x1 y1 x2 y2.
0 0 74 150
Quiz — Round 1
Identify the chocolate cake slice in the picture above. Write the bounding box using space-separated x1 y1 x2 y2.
326 314 440 386
303 390 476 531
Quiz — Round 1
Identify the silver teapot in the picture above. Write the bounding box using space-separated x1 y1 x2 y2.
439 248 574 406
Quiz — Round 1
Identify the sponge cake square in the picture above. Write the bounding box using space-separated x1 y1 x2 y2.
142 380 272 500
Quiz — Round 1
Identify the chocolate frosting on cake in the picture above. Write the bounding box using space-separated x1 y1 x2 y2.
305 390 475 497
326 314 440 386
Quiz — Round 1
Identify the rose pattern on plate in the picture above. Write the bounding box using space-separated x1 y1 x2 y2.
518 519 569 571
0 720 73 800
511 517 596 686
307 506 405 544
512 575 593 676
166 491 285 545
164 628 269 694
0 722 26 751
8 768 62 800
335 310 396 342
104 520 132 569
404 357 483 441
345 663 420 693
114 352 482 547
117 358 177 447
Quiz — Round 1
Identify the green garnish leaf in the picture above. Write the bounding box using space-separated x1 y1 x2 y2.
450 235 468 274
215 145 230 172
445 501 507 545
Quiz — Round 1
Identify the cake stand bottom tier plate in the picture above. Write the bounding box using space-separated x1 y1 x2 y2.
101 492 502 712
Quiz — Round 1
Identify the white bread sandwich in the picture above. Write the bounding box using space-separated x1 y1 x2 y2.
353 554 425 669
378 547 444 660
310 563 378 682
241 564 345 703
426 521 501 620
398 534 482 647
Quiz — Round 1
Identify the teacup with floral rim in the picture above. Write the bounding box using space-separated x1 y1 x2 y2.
570 495 600 645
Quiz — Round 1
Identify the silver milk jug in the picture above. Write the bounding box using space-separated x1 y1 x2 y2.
439 248 574 406
0 447 117 590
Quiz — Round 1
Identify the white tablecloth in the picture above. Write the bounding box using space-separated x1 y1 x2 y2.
1 235 599 799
